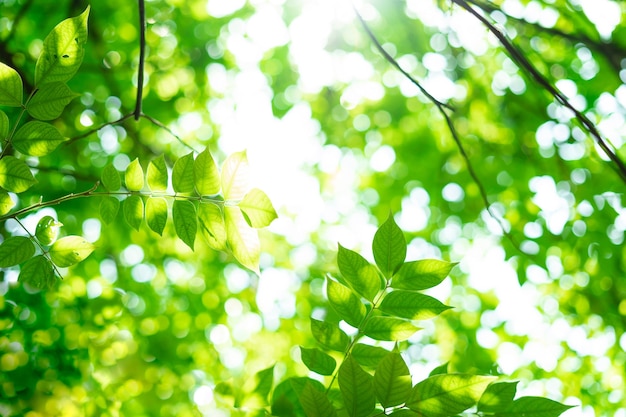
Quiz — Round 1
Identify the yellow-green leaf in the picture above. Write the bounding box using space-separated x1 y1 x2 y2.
239 188 277 228
194 148 220 195
362 317 419 341
13 121 67 157
99 196 119 225
123 195 143 230
337 244 383 302
379 291 452 320
198 202 227 251
326 277 366 327
299 382 338 417
392 260 457 291
225 205 259 273
0 156 37 193
0 110 9 139
310 318 350 352
49 235 95 268
35 6 90 86
338 354 376 417
147 154 168 191
173 199 196 250
172 152 195 193
0 191 15 215
221 151 249 201
0 236 35 267
26 82 79 120
0 62 23 106
101 163 121 191
374 349 412 408
35 215 62 246
300 347 337 376
125 158 144 191
146 197 168 236
373 213 406 278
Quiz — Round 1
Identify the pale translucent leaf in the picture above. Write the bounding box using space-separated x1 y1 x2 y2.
0 156 37 193
239 188 277 228
0 62 23 106
125 158 144 191
225 205 259 273
221 151 249 201
49 235 95 268
194 148 220 195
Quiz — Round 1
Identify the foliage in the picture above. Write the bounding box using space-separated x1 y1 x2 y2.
0 1 624 417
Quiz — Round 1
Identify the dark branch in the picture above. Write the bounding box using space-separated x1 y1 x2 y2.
134 0 146 121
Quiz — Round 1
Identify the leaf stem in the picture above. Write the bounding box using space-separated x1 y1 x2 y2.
12 217 63 280
134 0 146 121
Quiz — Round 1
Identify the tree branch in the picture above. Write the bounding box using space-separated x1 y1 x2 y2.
134 0 146 121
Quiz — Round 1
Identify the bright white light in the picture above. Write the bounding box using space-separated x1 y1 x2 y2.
369 145 395 172
193 385 214 406
579 0 621 39
206 0 245 18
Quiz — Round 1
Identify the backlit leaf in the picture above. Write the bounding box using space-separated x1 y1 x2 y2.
0 191 14 215
99 196 120 225
379 291 452 320
477 381 518 413
35 215 62 245
373 213 406 278
326 276 366 327
495 396 575 417
26 82 79 120
125 158 144 191
0 156 37 193
173 199 196 250
123 195 143 230
35 6 90 86
146 197 168 236
299 382 337 417
362 317 419 341
338 354 376 417
374 349 412 408
197 202 227 251
310 318 349 352
0 236 35 267
225 205 259 273
18 255 55 289
406 374 496 417
242 365 275 408
221 150 249 201
0 62 23 106
12 121 67 156
352 343 390 369
300 347 336 376
0 110 9 138
147 154 168 191
392 260 457 291
272 377 325 417
239 188 277 228
49 235 95 268
172 152 195 193
101 163 121 191
194 148 220 195
429 363 449 377
337 244 383 301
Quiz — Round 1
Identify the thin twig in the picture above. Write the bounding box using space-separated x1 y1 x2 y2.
352 3 532 260
13 217 63 280
134 0 146 121
451 0 626 185
140 114 200 152
66 113 134 145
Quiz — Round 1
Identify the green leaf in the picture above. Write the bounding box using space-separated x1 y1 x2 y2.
12 121 67 156
49 235 95 268
0 236 35 267
172 152 195 193
99 196 120 225
379 291 452 320
0 62 23 106
26 82 79 120
221 150 249 201
101 163 121 191
123 195 144 230
0 156 37 193
242 365 275 408
352 343 390 369
300 346 336 376
392 260 457 291
310 318 350 352
326 276 367 327
125 158 144 191
239 188 277 228
337 244 383 301
194 148 220 195
225 205 260 273
374 348 412 408
18 255 56 289
147 154 168 191
299 382 337 417
197 202 227 251
272 377 325 417
35 215 62 246
34 6 90 86
429 363 448 377
373 213 406 278
0 110 9 139
173 200 197 250
0 191 15 215
478 381 518 413
406 374 497 417
495 397 575 417
362 317 420 341
146 197 168 236
338 354 376 417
